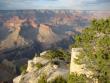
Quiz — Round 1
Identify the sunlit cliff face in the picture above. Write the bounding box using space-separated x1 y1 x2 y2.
37 24 60 44
28 16 38 28
0 16 28 50
4 16 26 30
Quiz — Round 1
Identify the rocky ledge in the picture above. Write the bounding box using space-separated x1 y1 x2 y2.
13 51 69 83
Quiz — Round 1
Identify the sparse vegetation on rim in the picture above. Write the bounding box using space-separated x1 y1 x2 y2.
71 18 110 83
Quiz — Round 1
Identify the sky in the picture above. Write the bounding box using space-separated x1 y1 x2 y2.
0 0 110 10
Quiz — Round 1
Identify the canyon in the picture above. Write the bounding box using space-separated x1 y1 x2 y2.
0 10 110 82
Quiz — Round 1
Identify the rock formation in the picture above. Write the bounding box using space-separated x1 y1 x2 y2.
28 17 38 28
70 48 93 77
0 16 28 50
13 51 69 83
37 24 60 48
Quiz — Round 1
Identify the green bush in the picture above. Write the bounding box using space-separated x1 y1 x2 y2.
38 75 47 83
44 49 70 62
38 75 67 83
20 65 27 74
68 73 87 83
45 50 63 59
35 63 43 69
49 76 67 83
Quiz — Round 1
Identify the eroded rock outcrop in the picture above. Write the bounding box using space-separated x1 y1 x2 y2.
37 24 61 48
13 51 69 83
70 48 93 77
28 17 38 28
0 16 28 50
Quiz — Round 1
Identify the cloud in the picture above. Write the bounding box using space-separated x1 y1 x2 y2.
97 0 110 3
0 0 110 10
